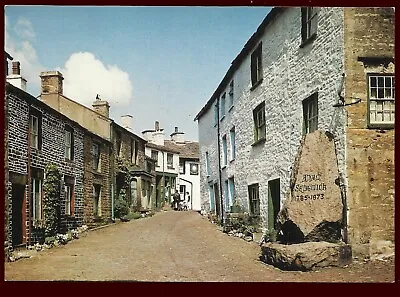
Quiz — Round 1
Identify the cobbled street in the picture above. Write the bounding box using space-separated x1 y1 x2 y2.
4 211 395 282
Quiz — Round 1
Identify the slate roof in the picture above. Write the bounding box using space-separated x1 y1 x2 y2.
164 140 199 160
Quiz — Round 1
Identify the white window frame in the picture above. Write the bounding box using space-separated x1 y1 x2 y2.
30 115 39 149
230 127 235 161
303 93 318 134
65 183 73 215
65 130 72 159
205 152 211 176
31 177 42 220
220 92 226 120
248 183 260 216
368 74 395 127
222 135 227 167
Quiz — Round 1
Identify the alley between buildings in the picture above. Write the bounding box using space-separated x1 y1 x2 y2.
4 211 394 282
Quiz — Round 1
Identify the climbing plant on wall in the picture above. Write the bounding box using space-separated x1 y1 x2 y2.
43 163 61 237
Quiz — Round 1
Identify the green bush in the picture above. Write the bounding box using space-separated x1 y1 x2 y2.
114 198 129 218
125 212 141 220
43 163 61 237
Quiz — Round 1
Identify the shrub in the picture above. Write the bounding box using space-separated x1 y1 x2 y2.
43 163 61 238
114 198 129 218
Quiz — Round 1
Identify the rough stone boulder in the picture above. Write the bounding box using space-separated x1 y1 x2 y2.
277 130 344 243
260 241 352 271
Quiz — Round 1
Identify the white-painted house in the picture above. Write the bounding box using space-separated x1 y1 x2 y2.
142 121 180 208
194 7 395 258
164 127 201 211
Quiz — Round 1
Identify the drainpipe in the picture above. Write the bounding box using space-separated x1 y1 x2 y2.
27 107 32 246
216 97 225 226
162 151 165 208
180 177 193 210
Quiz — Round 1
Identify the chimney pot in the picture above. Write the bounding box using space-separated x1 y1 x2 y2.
174 126 178 133
155 121 160 131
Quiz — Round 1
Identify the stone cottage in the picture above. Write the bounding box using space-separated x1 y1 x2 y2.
5 64 87 248
194 7 394 259
39 71 113 226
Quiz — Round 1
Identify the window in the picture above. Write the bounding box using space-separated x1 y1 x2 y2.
220 93 226 120
205 152 211 176
64 176 74 216
229 80 234 109
92 142 100 171
29 110 42 149
228 177 235 208
115 130 122 156
151 150 159 166
167 153 174 168
224 180 229 210
65 126 74 160
93 185 101 216
303 93 318 134
230 127 235 161
209 184 215 211
248 183 260 216
179 160 185 174
30 177 42 220
251 42 263 87
222 135 227 167
253 102 266 143
368 74 395 127
131 139 138 164
190 163 199 175
301 7 318 44
214 102 219 126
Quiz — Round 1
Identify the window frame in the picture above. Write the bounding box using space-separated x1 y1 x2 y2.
31 177 43 221
302 93 319 135
65 126 74 160
64 176 75 216
228 177 235 208
151 150 159 167
367 73 395 129
230 127 235 161
214 101 219 127
220 92 226 120
248 183 260 216
229 80 234 110
93 184 101 217
29 108 42 150
115 130 122 157
301 7 318 47
253 101 266 144
222 134 227 167
251 42 263 89
167 153 174 169
92 142 100 171
179 160 185 174
205 152 211 177
131 139 138 164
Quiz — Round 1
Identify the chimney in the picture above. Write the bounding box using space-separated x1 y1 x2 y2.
121 115 132 130
92 95 110 118
170 126 185 143
12 61 20 75
6 60 27 91
40 71 64 94
155 121 160 131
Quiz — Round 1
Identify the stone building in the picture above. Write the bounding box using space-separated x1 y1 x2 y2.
111 117 155 213
142 121 180 208
5 68 87 247
164 127 201 211
39 71 113 225
194 7 394 258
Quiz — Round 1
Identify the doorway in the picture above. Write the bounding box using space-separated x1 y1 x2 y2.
268 178 281 231
11 184 26 246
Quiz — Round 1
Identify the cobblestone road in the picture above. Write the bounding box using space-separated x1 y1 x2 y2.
4 211 395 282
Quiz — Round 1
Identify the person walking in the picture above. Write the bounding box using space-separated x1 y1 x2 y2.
172 190 180 211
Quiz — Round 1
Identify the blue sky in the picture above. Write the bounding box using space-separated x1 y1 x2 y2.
5 6 271 141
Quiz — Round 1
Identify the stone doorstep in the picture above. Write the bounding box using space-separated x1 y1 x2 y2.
260 241 352 271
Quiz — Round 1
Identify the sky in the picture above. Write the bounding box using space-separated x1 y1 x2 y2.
5 6 271 141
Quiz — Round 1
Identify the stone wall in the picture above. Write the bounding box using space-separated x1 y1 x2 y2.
343 7 395 257
6 86 85 245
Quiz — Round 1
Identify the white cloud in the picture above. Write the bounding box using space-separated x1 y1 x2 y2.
60 52 133 107
5 15 43 95
14 17 35 40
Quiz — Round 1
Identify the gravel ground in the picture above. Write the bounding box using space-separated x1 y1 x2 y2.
4 211 395 282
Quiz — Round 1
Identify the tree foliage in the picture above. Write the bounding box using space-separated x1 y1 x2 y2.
43 163 61 237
